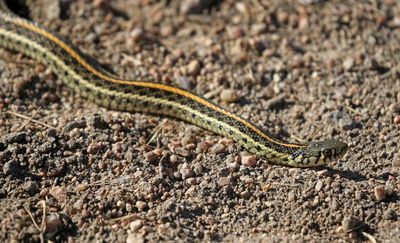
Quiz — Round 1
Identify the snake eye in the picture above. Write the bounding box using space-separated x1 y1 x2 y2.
323 149 332 157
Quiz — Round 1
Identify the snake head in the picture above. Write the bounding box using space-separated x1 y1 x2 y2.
292 139 348 167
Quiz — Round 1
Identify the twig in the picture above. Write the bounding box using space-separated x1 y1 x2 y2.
362 232 377 243
6 110 60 131
147 125 163 145
107 214 140 223
39 200 46 243
344 105 363 116
16 107 41 132
24 206 41 231
264 93 286 110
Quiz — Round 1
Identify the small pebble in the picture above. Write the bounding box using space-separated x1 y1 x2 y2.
331 111 356 130
87 142 103 154
50 186 67 203
394 115 400 124
169 154 178 164
187 60 201 76
331 198 340 211
130 220 143 232
89 114 108 129
129 28 144 43
126 233 144 243
343 57 354 71
180 0 214 14
315 180 324 192
24 181 39 195
217 177 231 187
383 208 396 220
227 161 240 171
288 192 296 202
63 120 86 133
3 132 26 144
341 215 363 232
126 203 133 212
220 89 239 103
374 185 386 201
136 201 148 211
45 213 63 235
211 143 226 154
392 153 400 167
192 163 204 175
180 163 194 179
144 151 159 163
241 155 257 167
197 141 211 152
141 225 154 233
251 23 267 35
117 200 125 209
2 160 20 176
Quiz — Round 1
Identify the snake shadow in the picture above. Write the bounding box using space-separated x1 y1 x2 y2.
318 166 367 181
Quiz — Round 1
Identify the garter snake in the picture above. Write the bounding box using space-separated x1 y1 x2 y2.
0 0 348 167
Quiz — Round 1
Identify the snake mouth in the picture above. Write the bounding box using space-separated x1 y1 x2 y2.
323 142 348 164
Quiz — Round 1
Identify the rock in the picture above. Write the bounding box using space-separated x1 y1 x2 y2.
3 160 20 176
24 181 39 195
130 220 143 232
63 120 86 133
374 186 386 201
180 0 214 14
197 141 211 152
49 186 67 203
341 215 364 232
42 0 60 20
217 177 231 187
383 208 396 220
331 198 339 211
116 200 125 209
331 111 356 130
211 143 226 154
136 201 148 211
220 89 239 103
180 163 194 179
45 213 63 236
87 142 104 154
126 233 144 243
251 23 267 35
176 76 194 90
288 192 296 202
187 60 201 76
192 163 204 175
241 155 257 167
394 115 400 124
3 132 26 144
89 114 108 129
227 161 240 171
392 153 400 167
343 57 354 71
144 151 159 163
315 180 324 192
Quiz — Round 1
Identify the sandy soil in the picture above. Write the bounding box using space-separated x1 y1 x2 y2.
0 0 399 242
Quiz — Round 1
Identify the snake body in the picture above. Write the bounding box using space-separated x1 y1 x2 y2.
0 0 348 167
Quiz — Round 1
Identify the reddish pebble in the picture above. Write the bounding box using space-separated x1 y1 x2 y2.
393 115 400 124
144 151 159 163
241 155 257 167
197 141 211 152
374 186 386 201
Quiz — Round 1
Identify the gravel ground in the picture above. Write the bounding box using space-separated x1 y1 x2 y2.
0 0 399 242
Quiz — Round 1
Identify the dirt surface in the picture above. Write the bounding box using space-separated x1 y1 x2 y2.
0 0 399 242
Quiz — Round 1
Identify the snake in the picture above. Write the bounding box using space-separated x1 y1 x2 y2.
0 0 348 167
